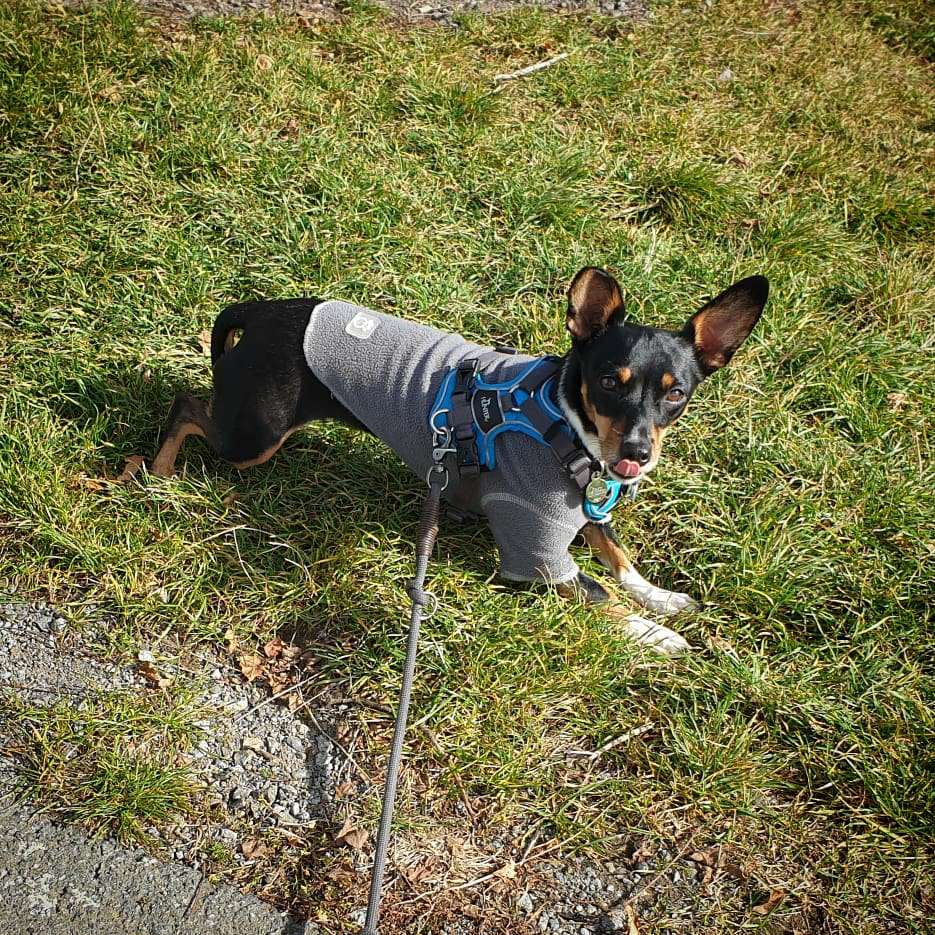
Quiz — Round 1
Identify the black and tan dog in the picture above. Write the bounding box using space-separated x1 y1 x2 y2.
154 268 767 654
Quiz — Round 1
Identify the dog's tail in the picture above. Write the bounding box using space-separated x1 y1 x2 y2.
210 302 253 365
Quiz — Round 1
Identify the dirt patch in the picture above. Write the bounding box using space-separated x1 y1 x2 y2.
68 0 648 26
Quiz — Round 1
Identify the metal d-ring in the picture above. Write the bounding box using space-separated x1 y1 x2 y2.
419 590 439 619
429 407 450 437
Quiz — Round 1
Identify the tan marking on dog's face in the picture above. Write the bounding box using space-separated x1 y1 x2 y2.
661 372 675 390
647 423 670 471
617 366 632 385
580 380 618 462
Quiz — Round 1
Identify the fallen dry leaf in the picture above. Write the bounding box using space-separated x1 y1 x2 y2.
117 455 144 483
267 672 292 695
325 863 356 885
334 780 356 800
494 859 516 880
76 475 107 492
241 837 268 860
689 849 718 885
223 628 238 653
256 53 273 71
222 491 238 508
264 637 285 660
280 643 301 663
335 816 368 851
886 392 907 411
625 903 640 935
400 858 436 885
752 888 786 915
137 661 171 689
198 330 212 355
688 849 717 867
631 840 656 863
238 652 265 682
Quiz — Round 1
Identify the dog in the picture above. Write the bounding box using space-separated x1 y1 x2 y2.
153 267 767 654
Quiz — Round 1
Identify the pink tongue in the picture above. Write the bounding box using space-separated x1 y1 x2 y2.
614 459 641 478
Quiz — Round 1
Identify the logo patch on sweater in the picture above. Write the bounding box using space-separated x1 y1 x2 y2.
345 312 379 340
472 389 503 433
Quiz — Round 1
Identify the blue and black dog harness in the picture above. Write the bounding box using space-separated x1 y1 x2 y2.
429 351 636 523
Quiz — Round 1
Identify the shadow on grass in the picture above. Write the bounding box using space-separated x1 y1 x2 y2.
46 351 520 647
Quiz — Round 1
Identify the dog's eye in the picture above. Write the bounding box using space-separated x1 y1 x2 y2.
599 376 617 392
665 388 685 404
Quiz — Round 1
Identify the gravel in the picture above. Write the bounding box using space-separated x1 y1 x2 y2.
0 602 339 865
65 0 649 28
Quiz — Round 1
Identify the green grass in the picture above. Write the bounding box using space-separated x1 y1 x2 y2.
1 689 200 840
0 0 933 930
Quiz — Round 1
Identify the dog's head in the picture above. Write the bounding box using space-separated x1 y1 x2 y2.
559 266 768 484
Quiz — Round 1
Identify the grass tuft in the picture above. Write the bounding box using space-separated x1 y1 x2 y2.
1 690 199 842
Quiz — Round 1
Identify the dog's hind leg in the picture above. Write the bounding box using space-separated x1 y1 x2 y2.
152 394 214 477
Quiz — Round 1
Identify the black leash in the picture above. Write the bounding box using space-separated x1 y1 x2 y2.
361 462 446 935
360 350 628 930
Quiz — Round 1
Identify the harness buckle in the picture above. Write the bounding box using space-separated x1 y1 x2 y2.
457 451 481 476
561 451 596 490
456 359 479 384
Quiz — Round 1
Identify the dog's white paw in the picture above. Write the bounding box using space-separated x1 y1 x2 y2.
621 613 691 656
617 567 700 617
640 589 699 616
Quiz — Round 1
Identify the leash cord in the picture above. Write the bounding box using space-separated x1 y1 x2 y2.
361 468 444 935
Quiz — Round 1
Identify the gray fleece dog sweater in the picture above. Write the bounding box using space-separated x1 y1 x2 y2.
304 300 589 583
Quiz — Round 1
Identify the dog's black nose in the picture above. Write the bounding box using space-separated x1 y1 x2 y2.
619 443 651 465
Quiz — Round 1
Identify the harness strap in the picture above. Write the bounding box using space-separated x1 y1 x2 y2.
440 351 606 509
515 395 596 490
450 361 480 476
508 357 600 491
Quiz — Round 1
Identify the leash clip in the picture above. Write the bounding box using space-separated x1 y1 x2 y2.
426 462 449 491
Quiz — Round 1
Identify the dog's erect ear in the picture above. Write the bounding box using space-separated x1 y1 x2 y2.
683 275 768 373
566 267 626 341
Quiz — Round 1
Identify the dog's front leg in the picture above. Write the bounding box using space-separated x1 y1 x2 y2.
582 522 699 616
557 571 689 656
